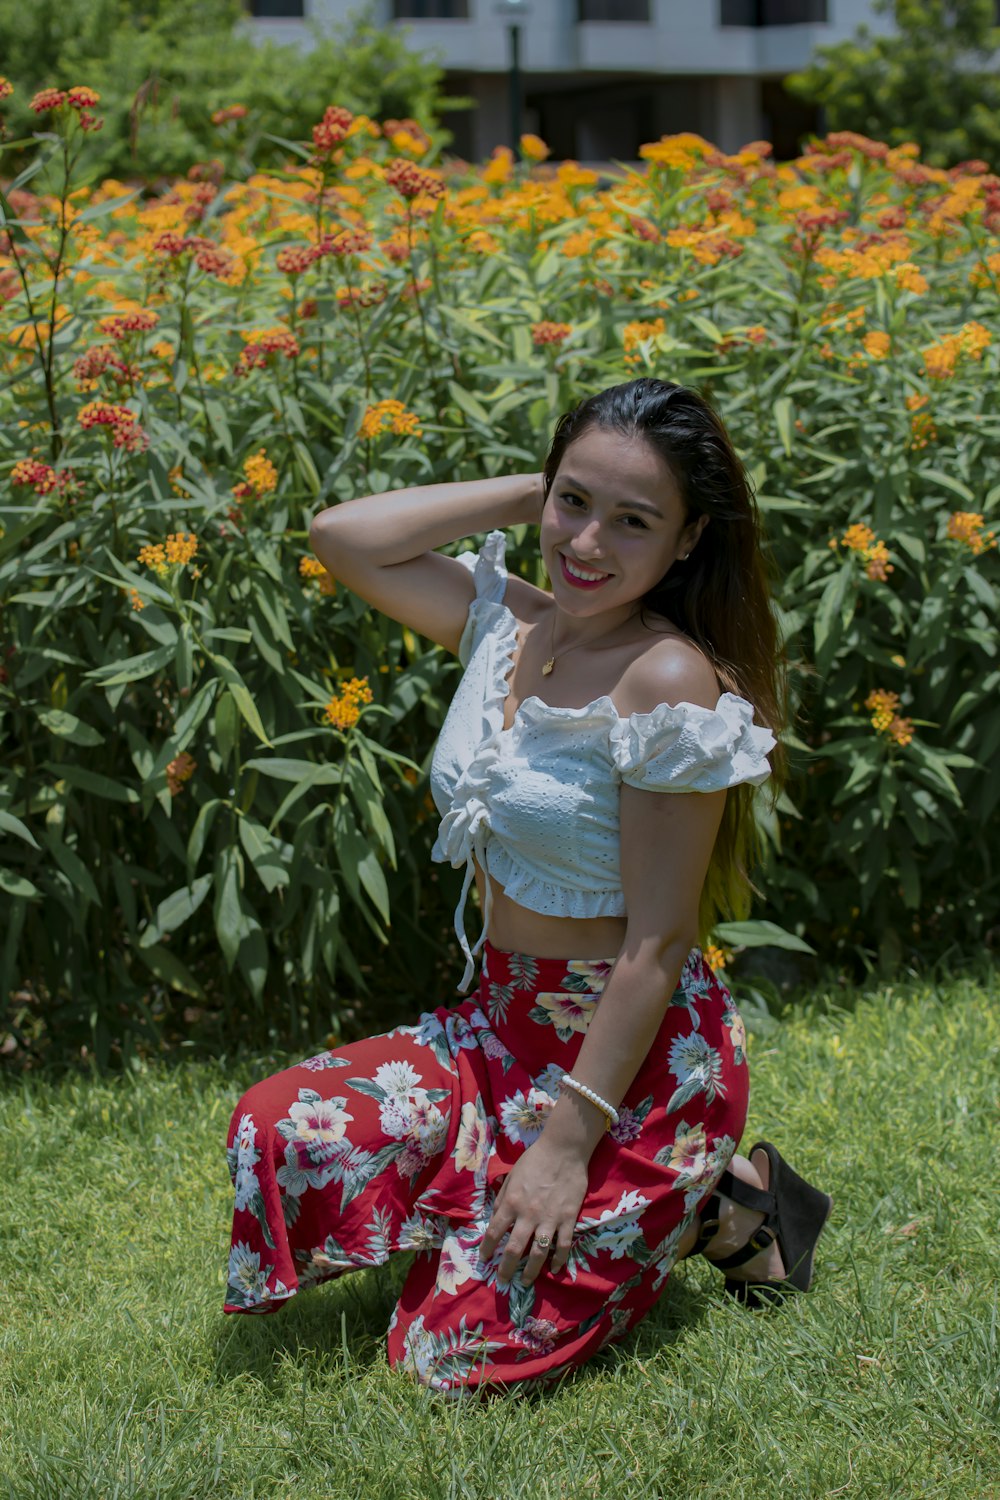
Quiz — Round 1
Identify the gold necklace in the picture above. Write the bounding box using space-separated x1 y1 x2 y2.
541 613 605 676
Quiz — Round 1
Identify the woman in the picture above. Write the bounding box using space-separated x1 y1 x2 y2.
224 377 832 1394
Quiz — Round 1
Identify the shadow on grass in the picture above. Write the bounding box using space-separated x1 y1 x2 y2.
211 1252 712 1398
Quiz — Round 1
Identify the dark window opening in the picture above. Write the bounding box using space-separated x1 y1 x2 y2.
394 0 470 17
579 0 650 20
720 0 827 23
248 0 305 16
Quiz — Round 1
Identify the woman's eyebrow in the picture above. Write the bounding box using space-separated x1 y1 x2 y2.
560 473 664 518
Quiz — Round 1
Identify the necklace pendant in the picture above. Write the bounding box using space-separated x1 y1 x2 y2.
541 657 555 676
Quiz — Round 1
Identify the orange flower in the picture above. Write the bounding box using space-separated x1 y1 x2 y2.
11 458 58 494
531 321 572 346
312 105 354 157
232 449 278 502
520 134 550 163
0 78 14 103
166 751 197 796
212 104 248 126
946 512 997 555
622 317 665 366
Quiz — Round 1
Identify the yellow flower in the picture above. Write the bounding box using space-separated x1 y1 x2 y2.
323 676 373 731
520 133 550 163
137 542 168 576
894 262 928 294
865 689 914 746
704 942 734 973
622 317 665 366
833 523 894 581
359 399 422 440
165 532 197 567
863 331 891 359
299 555 336 594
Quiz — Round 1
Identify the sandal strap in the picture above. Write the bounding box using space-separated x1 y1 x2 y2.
709 1223 776 1272
693 1193 723 1255
715 1168 776 1220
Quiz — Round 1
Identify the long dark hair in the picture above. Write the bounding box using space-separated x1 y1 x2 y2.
542 377 788 939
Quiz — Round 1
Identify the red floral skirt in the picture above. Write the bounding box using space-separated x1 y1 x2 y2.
224 942 749 1393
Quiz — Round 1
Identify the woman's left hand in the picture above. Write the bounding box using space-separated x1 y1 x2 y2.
480 1142 588 1285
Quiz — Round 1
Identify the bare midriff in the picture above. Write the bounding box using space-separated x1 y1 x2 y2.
473 860 625 961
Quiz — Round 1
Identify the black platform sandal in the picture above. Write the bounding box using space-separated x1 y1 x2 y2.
693 1141 833 1309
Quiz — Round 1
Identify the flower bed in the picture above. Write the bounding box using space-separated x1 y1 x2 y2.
1 82 997 1061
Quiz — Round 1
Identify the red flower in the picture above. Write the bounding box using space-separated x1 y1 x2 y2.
234 329 301 376
384 159 445 201
311 105 354 158
276 245 319 276
30 89 66 114
212 104 248 126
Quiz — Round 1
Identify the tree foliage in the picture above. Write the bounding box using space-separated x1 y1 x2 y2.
0 0 461 179
786 0 1000 168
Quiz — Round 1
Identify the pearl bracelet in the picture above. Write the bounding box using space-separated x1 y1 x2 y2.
559 1073 620 1131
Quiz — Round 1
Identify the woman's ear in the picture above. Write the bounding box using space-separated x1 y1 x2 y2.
684 514 710 554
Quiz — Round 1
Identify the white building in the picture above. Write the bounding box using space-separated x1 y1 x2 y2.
247 0 893 161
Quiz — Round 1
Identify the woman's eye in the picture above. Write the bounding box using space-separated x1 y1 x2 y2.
621 515 648 529
560 492 585 508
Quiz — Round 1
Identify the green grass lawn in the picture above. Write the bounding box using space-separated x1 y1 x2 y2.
3 966 998 1500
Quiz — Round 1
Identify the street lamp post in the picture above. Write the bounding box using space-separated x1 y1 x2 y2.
494 0 532 148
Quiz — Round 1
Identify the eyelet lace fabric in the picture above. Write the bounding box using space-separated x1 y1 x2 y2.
429 532 777 989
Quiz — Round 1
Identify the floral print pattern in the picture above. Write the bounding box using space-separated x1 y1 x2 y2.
225 942 748 1393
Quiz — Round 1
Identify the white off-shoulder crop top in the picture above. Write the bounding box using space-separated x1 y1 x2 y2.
429 531 777 990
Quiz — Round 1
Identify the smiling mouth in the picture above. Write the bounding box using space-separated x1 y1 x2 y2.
560 553 612 585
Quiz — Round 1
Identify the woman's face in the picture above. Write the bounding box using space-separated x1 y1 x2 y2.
540 426 708 621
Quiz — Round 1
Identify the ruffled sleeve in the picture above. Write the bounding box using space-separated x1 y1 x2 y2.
610 692 776 793
455 530 509 666
454 529 508 604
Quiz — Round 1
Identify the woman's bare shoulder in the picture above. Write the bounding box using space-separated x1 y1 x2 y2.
617 630 722 715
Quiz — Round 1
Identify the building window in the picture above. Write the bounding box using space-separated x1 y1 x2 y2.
720 0 827 22
248 0 305 15
579 0 650 20
393 0 469 17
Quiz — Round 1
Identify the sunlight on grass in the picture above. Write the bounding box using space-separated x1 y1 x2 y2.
4 968 998 1498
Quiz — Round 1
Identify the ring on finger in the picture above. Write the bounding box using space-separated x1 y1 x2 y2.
534 1232 552 1251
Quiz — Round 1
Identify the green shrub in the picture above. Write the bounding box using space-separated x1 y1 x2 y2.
1 98 997 1065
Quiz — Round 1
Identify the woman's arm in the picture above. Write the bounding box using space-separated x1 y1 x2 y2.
480 649 727 1284
310 473 544 654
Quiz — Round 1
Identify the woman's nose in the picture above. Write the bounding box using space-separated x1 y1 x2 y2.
573 517 606 556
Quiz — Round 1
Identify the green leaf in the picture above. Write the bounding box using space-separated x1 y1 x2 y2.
87 644 175 688
813 562 852 668
333 802 390 926
0 810 40 850
243 756 340 783
135 943 206 1000
44 764 139 804
0 869 40 898
238 817 289 893
36 708 105 747
446 380 490 427
206 653 272 746
214 690 240 769
773 397 794 457
713 920 816 954
42 833 100 907
214 847 245 972
140 874 214 948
